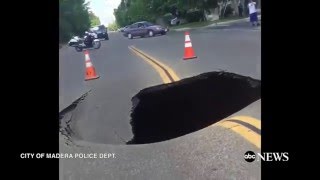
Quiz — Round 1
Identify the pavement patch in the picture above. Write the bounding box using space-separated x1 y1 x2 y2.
127 71 261 144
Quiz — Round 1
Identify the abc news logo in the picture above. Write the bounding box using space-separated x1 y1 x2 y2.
244 151 289 162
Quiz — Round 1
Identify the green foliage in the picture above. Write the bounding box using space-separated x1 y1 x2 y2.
108 22 119 31
114 0 219 26
59 0 90 43
113 9 124 27
163 13 174 24
223 6 234 18
89 11 101 27
185 10 204 22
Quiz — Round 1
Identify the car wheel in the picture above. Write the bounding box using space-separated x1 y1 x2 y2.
128 33 133 39
161 31 166 35
148 30 154 37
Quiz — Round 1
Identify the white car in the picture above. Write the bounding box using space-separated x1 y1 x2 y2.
170 17 180 26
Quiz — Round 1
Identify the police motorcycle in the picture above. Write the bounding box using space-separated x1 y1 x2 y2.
68 31 101 52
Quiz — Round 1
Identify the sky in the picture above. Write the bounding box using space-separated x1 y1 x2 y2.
85 0 121 26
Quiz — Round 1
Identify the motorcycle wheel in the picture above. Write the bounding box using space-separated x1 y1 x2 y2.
75 47 83 52
93 41 101 49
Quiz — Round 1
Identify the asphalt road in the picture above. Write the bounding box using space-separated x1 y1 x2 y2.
60 34 164 144
59 21 261 179
133 23 261 80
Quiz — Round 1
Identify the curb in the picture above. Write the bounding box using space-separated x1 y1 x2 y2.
207 15 261 27
172 15 261 32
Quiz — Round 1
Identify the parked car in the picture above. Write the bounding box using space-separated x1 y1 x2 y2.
170 17 180 26
123 21 168 39
90 25 109 40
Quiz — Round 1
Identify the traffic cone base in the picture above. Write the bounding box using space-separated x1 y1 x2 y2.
183 55 197 60
85 75 100 81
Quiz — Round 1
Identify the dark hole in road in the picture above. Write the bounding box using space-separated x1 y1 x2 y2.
127 71 260 144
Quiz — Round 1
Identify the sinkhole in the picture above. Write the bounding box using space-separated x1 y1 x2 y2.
127 71 261 144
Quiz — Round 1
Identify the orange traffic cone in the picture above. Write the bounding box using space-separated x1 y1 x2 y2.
183 31 197 60
84 50 100 81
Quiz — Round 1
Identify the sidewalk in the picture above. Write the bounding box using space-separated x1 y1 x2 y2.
173 15 261 32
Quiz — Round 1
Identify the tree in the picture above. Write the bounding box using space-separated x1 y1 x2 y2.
59 0 91 43
89 11 101 27
114 8 128 27
114 0 220 27
108 21 119 31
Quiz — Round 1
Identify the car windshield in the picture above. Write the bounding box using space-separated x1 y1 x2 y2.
91 27 99 31
91 25 106 33
144 22 154 27
130 23 139 28
98 25 106 30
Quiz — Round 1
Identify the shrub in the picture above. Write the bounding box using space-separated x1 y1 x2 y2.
163 13 174 24
185 10 204 23
221 5 234 18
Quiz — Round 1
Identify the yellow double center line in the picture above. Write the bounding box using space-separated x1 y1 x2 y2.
128 46 180 83
217 116 261 149
129 46 260 149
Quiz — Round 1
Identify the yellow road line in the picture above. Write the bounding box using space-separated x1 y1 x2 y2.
128 46 180 83
217 121 261 149
146 55 180 82
129 46 171 83
130 46 180 81
222 116 261 129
